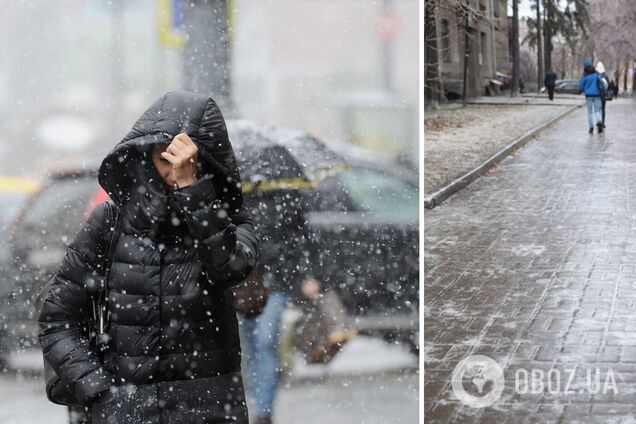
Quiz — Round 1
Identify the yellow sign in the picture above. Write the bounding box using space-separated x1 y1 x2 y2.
158 0 186 48
0 176 39 194
158 0 235 47
240 163 351 193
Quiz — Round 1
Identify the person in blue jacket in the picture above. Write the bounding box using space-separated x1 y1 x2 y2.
579 57 603 134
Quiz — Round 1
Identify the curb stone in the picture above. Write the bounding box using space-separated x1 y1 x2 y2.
424 103 583 210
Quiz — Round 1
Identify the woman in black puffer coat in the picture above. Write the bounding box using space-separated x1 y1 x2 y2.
38 91 258 423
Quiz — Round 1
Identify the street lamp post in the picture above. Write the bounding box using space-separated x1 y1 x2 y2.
183 0 234 114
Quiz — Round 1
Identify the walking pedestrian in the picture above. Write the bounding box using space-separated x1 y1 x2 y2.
611 79 618 97
239 189 316 424
579 57 603 134
545 70 558 101
295 277 356 365
596 62 610 128
38 90 259 424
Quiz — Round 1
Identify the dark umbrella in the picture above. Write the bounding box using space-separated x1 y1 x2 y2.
226 120 349 193
226 120 346 294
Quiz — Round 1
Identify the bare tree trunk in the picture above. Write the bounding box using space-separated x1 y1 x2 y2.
625 58 630 93
561 47 566 78
543 2 552 74
511 0 520 97
536 0 543 91
462 13 470 105
424 0 441 106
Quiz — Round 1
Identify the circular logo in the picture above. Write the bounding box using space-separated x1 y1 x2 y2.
451 355 505 408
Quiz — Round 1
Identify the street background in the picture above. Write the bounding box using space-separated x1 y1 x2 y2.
425 0 636 421
0 0 419 174
425 96 636 423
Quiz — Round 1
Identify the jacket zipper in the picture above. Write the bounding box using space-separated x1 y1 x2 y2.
157 243 165 422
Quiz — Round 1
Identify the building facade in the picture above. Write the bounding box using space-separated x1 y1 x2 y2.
429 0 509 99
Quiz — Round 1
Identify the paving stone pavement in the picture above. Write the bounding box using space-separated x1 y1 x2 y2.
425 98 636 423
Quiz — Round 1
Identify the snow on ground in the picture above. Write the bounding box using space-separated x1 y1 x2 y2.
275 370 418 424
0 372 67 424
424 94 583 195
291 335 417 379
0 336 418 423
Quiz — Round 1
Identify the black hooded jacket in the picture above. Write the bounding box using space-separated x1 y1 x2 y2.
38 91 257 423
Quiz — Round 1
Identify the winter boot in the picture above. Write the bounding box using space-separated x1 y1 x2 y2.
597 122 603 133
589 127 594 134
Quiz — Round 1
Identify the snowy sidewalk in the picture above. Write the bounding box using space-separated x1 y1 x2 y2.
425 95 583 196
425 98 636 422
0 336 418 424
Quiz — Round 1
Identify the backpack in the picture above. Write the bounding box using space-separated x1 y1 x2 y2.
34 200 121 407
598 74 609 97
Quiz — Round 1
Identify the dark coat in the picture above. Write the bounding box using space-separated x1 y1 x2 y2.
243 189 315 295
38 91 258 423
544 71 557 87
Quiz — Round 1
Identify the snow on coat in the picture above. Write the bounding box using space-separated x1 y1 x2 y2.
38 90 258 423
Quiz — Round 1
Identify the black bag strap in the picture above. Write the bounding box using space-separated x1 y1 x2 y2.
96 200 121 334
103 200 121 278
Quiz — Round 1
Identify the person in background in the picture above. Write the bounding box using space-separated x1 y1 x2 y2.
596 62 610 129
609 78 618 99
295 277 356 365
579 57 603 134
545 70 558 101
239 189 317 424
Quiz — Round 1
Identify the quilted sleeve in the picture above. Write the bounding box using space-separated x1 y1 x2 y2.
37 202 114 405
174 176 258 289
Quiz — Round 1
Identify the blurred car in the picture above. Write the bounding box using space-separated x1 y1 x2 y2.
306 163 418 348
0 176 41 366
540 79 582 95
0 169 105 366
227 121 419 349
0 178 38 265
0 177 39 288
555 79 582 94
495 72 512 90
1 127 419 364
541 78 615 99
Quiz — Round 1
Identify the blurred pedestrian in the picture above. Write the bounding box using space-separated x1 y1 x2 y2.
597 62 610 128
579 57 603 133
295 277 356 365
38 91 258 424
239 189 316 424
519 78 525 94
545 70 558 101
610 79 618 98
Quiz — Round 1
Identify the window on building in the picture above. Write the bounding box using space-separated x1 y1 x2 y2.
441 19 451 63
